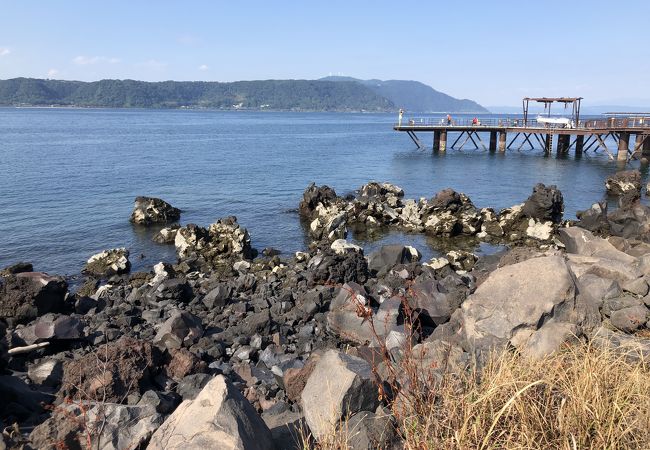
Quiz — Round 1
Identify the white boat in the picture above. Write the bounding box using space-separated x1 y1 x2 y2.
536 115 574 128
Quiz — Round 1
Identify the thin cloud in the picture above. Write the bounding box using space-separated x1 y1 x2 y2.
178 34 202 45
135 59 168 70
73 55 120 65
47 69 59 78
198 64 208 71
0 47 10 57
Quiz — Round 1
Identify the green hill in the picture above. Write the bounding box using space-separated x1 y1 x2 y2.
0 78 394 111
320 76 488 113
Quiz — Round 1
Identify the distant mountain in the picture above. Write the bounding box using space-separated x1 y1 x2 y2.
320 76 488 113
0 78 394 111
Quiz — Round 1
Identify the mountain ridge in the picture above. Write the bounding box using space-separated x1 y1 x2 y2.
320 76 488 113
0 76 487 112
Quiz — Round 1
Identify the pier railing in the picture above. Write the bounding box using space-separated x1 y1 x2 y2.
398 116 650 130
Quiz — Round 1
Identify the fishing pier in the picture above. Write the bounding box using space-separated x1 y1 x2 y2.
394 97 650 162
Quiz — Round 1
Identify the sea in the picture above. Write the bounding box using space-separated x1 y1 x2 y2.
0 108 644 277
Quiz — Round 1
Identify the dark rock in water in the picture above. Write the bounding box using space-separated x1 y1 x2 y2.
576 202 610 234
358 181 404 200
522 183 564 223
152 225 180 244
175 217 255 265
130 196 180 226
262 247 281 257
618 189 641 209
299 182 338 218
0 262 33 276
60 337 161 404
367 245 421 277
429 188 463 211
605 170 641 196
0 272 68 326
83 248 131 278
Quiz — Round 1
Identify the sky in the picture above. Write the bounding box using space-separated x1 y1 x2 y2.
1 0 649 106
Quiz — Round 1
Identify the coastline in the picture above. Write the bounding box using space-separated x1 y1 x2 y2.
2 176 650 448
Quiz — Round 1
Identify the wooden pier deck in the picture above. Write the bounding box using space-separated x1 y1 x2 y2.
394 99 650 162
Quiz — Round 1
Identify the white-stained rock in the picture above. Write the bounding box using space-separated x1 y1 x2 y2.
331 239 363 255
84 248 130 277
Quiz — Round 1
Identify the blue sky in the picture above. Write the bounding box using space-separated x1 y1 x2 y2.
0 0 648 106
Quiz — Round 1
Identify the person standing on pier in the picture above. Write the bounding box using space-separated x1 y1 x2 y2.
447 114 452 125
398 109 404 127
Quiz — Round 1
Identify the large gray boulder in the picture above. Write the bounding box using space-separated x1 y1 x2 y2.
301 350 380 441
0 272 68 326
147 375 273 450
327 283 376 345
130 196 180 226
460 255 586 357
558 227 636 264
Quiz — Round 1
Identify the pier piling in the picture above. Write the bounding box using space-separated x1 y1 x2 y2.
489 131 497 152
617 132 630 161
575 135 584 154
498 132 507 152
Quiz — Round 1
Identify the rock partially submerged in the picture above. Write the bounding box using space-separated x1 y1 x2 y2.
175 217 255 269
130 196 180 226
300 181 565 247
605 170 641 196
84 248 131 278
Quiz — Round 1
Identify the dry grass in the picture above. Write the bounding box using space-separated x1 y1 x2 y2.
392 342 650 450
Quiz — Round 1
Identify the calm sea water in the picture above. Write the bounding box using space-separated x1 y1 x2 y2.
0 108 643 276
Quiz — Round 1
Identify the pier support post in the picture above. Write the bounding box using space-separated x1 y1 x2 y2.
643 135 650 157
498 131 507 152
545 134 552 154
617 132 630 161
433 131 441 151
557 135 570 154
489 131 497 152
575 135 584 155
633 133 646 158
439 130 447 152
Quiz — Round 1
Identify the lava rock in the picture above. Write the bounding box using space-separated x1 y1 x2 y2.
522 183 564 223
130 196 180 226
0 272 68 326
83 248 131 278
605 170 641 196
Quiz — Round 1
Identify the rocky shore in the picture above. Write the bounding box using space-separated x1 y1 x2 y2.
1 173 650 449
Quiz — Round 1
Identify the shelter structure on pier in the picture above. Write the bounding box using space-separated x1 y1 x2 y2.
394 97 650 162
